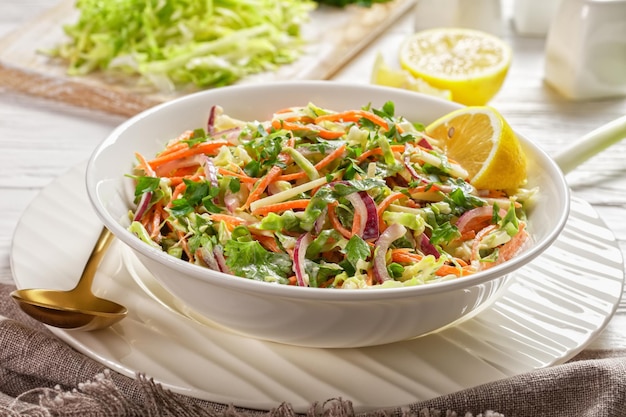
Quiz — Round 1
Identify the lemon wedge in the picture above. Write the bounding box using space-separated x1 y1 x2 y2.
371 53 452 100
399 28 512 106
426 106 527 190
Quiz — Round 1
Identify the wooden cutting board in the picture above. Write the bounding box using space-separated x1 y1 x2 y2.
0 0 415 117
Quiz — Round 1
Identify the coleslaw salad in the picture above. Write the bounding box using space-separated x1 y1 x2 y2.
128 101 532 289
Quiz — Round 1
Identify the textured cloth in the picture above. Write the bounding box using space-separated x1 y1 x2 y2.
1 282 625 417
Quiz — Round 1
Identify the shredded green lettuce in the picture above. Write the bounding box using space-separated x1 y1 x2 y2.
381 211 426 233
128 221 162 249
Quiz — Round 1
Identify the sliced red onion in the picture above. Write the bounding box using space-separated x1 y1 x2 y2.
133 191 152 221
293 232 313 287
155 154 206 177
373 223 407 283
267 180 289 196
359 192 380 240
314 206 328 234
403 155 423 181
403 155 441 189
223 189 245 213
456 205 504 235
203 157 219 187
211 127 242 145
213 245 231 274
198 246 219 271
419 234 440 259
345 191 379 240
207 105 217 135
417 137 433 150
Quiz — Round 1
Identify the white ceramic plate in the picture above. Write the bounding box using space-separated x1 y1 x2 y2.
11 163 624 412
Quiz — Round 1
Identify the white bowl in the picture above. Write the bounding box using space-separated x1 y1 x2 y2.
86 81 570 348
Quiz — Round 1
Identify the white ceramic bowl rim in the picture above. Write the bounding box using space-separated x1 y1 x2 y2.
86 81 571 302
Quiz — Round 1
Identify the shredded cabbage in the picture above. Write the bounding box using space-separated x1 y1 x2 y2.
47 0 316 91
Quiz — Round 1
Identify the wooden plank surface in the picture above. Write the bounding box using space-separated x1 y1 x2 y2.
0 0 416 117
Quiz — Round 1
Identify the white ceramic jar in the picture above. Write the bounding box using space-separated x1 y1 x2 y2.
544 0 626 100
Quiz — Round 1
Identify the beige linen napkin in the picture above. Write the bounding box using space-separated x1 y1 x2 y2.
1 282 625 417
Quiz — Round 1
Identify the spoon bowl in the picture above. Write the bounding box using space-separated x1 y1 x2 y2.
10 228 127 331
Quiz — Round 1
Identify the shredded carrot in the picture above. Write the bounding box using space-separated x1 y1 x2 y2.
168 182 187 207
241 165 283 210
158 141 188 158
495 223 528 265
250 199 311 216
218 167 257 183
168 165 199 178
278 143 347 181
135 152 156 177
217 167 258 184
277 171 306 182
391 250 423 264
458 230 477 241
208 214 246 226
351 209 362 236
319 278 336 288
140 210 151 228
390 249 471 277
435 264 473 277
157 130 194 156
356 145 405 163
454 258 469 267
271 119 345 140
471 224 498 262
148 140 229 168
150 201 163 239
315 143 347 171
254 234 282 253
328 202 352 239
176 230 193 262
408 183 441 194
314 110 389 130
376 192 406 227
166 173 202 208
168 175 197 186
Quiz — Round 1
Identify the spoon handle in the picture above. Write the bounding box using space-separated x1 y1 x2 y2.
553 114 626 174
73 228 115 292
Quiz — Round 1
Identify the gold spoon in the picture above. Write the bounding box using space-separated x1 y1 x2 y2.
10 228 127 331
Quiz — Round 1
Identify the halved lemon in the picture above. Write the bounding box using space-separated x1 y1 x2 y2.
371 53 452 100
399 28 512 106
426 106 527 190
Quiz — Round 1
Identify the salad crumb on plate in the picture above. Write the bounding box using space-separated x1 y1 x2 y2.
128 102 533 289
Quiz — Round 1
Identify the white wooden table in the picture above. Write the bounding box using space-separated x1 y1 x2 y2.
1 1 625 352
